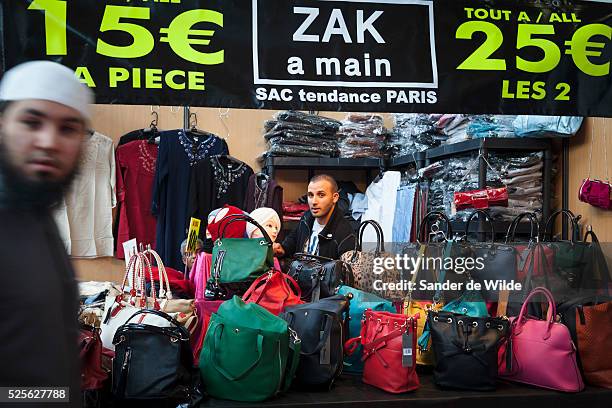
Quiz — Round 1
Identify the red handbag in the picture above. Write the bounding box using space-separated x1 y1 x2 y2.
454 186 509 210
346 310 419 393
242 270 304 315
79 324 113 390
192 299 224 365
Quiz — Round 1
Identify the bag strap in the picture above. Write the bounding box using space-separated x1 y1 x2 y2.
219 215 273 244
583 227 611 296
464 209 495 243
587 118 609 183
505 212 539 243
142 248 174 300
356 220 385 253
418 211 453 243
123 308 188 338
210 323 264 381
299 314 334 356
516 287 556 337
405 243 427 305
433 240 454 303
281 328 301 392
543 209 580 243
293 253 335 263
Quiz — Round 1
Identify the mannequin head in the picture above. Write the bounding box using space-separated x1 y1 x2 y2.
247 207 281 242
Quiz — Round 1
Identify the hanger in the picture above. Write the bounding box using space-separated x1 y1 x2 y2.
218 108 230 139
146 110 160 144
186 112 214 140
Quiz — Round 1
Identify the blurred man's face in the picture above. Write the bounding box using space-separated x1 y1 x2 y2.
307 179 339 220
0 99 86 183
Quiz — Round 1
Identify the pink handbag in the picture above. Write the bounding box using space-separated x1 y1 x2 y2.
498 287 584 392
578 118 611 210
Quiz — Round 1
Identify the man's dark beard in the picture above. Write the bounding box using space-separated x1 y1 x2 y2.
0 141 78 211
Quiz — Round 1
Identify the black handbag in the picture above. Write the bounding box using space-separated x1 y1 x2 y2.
455 210 517 301
112 309 195 402
288 253 351 302
280 294 350 389
428 310 509 391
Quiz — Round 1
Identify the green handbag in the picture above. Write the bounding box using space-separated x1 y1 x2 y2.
210 216 275 298
200 296 301 402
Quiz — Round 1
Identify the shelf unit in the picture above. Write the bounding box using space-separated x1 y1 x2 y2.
266 138 554 241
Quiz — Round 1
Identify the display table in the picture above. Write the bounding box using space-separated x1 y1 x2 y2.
200 372 612 408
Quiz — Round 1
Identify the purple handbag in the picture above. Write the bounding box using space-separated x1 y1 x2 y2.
579 118 611 210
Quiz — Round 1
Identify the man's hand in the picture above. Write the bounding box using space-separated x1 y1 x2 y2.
273 243 285 257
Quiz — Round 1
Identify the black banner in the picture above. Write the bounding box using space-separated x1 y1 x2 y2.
1 0 611 116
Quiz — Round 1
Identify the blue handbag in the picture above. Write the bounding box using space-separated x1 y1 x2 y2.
417 240 489 352
337 286 395 374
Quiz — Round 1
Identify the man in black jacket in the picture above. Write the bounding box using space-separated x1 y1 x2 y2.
274 174 355 259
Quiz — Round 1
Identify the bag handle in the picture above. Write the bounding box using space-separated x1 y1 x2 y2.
464 209 495 243
298 314 334 356
543 209 580 243
418 211 453 243
210 323 264 381
242 270 302 305
218 215 273 245
356 220 385 253
583 227 611 296
142 248 174 301
123 308 187 338
293 252 335 263
516 287 556 338
505 212 539 243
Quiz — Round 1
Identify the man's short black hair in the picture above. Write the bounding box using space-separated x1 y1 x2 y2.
309 174 338 193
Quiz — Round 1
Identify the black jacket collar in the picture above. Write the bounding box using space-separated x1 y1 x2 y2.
303 204 344 241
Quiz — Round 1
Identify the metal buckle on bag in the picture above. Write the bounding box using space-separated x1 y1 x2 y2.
288 327 301 344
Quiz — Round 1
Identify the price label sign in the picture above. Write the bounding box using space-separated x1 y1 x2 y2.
2 0 611 116
186 217 201 253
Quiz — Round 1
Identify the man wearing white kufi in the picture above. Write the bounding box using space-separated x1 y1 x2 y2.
0 60 93 405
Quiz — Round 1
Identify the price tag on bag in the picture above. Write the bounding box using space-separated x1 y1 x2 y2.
402 330 414 368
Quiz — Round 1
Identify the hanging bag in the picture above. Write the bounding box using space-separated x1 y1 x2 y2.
498 287 584 392
208 215 275 300
288 253 350 302
345 310 420 393
579 118 611 209
242 269 304 315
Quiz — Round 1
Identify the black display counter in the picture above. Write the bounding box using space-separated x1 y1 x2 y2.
199 372 612 408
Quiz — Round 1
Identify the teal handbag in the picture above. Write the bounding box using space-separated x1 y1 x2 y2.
200 296 301 402
417 240 489 351
338 286 395 374
209 216 275 299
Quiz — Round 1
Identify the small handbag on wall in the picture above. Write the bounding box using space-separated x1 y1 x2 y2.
578 118 611 210
498 287 584 392
242 270 304 315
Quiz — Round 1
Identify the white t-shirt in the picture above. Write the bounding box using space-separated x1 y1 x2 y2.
305 221 325 255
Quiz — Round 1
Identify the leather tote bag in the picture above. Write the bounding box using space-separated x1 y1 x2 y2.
337 285 395 374
289 253 350 302
280 294 350 389
428 310 509 390
242 270 304 315
200 296 301 402
208 215 275 300
79 324 111 391
111 309 194 402
498 287 584 392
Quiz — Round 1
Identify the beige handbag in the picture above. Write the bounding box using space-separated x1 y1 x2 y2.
341 220 401 301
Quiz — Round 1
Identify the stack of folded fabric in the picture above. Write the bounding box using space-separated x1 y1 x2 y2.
263 111 341 158
435 114 472 145
337 113 388 158
467 115 517 139
282 201 310 222
389 114 441 156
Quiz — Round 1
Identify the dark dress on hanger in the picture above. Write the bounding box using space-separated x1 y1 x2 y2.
189 155 254 238
244 173 283 216
153 129 228 269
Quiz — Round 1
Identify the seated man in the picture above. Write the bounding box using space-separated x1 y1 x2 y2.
274 174 355 260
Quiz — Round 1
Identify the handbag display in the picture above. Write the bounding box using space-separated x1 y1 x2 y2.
192 299 224 366
346 310 420 393
340 220 401 300
578 118 611 209
455 210 517 300
428 310 509 390
243 269 304 315
557 228 612 389
111 309 195 401
207 215 275 300
289 253 350 302
280 294 350 389
337 286 395 373
200 296 301 402
498 287 584 392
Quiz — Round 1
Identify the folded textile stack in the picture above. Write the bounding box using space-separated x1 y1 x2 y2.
263 111 341 158
390 114 441 156
513 116 583 137
468 115 517 139
435 114 472 145
427 152 546 222
337 113 388 158
283 201 310 222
